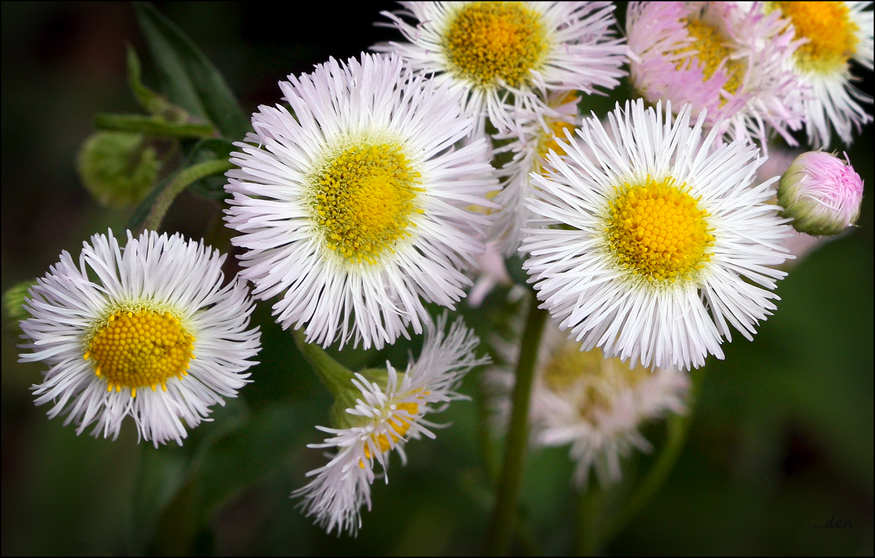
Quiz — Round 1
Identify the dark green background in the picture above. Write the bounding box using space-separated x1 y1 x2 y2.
2 3 872 555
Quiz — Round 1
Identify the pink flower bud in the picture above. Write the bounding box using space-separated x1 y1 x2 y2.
778 151 864 236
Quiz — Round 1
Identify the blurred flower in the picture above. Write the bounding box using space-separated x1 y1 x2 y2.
224 53 497 350
521 99 793 371
626 1 806 150
487 320 690 488
490 91 581 256
294 314 488 536
778 150 865 235
765 1 873 148
467 241 517 308
19 230 261 446
373 1 627 133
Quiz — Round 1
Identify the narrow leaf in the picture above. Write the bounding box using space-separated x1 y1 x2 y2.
133 2 249 140
94 113 215 138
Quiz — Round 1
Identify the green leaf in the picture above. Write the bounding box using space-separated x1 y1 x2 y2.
129 444 192 554
144 402 311 554
94 113 216 138
126 45 162 114
133 2 249 141
126 45 177 117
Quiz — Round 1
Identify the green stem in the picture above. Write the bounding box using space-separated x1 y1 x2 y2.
139 159 233 233
292 329 356 399
485 294 550 556
575 475 608 556
579 365 706 554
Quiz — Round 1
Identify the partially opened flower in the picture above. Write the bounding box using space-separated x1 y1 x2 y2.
490 91 581 256
19 230 261 447
626 1 806 150
778 150 865 235
764 1 874 148
521 99 793 371
374 1 627 133
225 53 497 350
294 314 488 536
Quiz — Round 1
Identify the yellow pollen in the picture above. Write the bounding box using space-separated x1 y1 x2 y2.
313 142 422 265
771 1 859 73
606 177 714 283
362 401 420 461
536 119 577 167
443 1 548 88
84 308 195 397
675 18 745 99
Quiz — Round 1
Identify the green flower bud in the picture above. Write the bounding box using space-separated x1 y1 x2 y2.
3 279 36 336
77 132 161 207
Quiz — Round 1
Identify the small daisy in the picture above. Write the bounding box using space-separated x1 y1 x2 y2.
19 230 261 447
626 1 807 150
520 99 793 371
486 320 690 488
373 1 627 133
764 2 874 148
490 91 581 256
224 53 497 350
293 314 488 536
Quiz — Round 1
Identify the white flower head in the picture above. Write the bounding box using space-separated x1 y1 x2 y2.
490 91 582 256
224 53 498 351
19 230 261 447
486 321 690 488
626 1 808 150
293 313 489 536
373 1 627 133
521 99 793 371
765 1 874 148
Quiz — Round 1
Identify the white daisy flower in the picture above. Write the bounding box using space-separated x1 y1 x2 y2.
765 1 874 148
490 91 581 255
626 1 807 150
224 53 497 351
520 99 793 371
373 1 627 133
486 320 690 488
293 314 488 536
18 230 261 447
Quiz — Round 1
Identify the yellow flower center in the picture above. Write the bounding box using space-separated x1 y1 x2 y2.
675 17 745 99
84 307 195 398
443 1 548 88
543 345 651 420
771 1 859 74
606 177 715 283
312 142 422 265
536 120 577 165
361 401 420 466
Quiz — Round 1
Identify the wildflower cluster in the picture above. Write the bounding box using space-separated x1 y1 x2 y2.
9 1 871 551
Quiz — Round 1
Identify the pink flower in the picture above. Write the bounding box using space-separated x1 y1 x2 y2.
626 2 807 151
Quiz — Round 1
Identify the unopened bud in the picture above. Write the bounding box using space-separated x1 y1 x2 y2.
77 132 160 207
778 151 864 236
